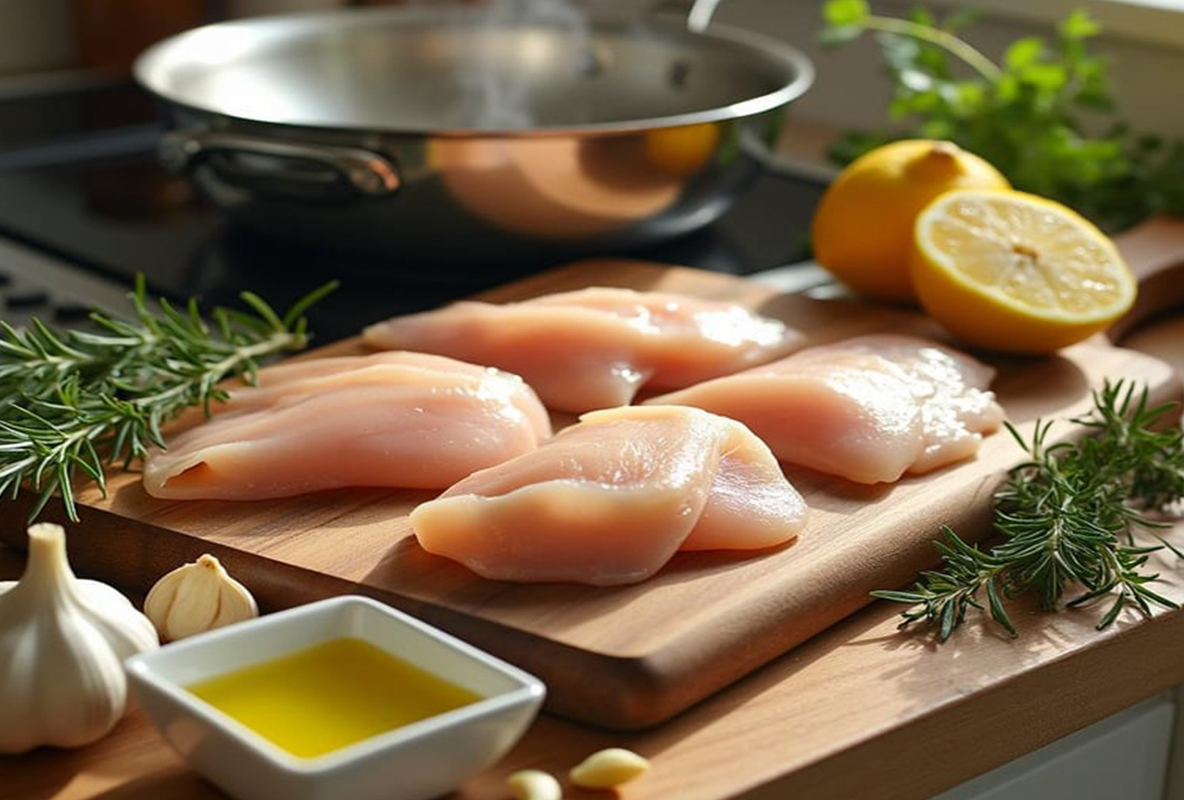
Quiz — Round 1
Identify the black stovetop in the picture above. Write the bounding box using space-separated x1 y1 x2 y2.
0 78 825 343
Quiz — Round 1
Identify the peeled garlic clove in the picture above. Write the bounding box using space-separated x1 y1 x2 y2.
506 769 562 800
569 747 651 789
145 554 258 641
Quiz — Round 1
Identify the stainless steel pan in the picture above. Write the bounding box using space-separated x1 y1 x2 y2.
134 5 813 268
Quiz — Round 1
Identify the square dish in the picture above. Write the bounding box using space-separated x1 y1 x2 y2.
125 595 545 800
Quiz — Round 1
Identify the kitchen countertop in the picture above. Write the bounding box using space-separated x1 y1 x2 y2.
0 61 1181 793
2 310 1183 800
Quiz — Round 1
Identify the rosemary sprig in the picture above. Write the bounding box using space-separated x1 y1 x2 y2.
873 380 1184 641
0 276 337 521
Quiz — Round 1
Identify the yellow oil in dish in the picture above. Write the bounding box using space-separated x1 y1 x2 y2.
186 637 483 758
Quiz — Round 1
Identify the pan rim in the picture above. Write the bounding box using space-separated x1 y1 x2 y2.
133 6 815 137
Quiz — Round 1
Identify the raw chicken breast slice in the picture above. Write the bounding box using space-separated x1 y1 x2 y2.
362 287 802 413
224 351 494 401
143 356 551 500
195 352 550 443
684 431 810 551
410 405 807 586
794 336 1004 474
648 334 1003 484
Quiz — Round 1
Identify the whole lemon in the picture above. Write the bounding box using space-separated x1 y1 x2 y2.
811 140 1010 303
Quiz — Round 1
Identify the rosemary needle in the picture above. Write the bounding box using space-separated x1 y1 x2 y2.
0 276 337 522
873 379 1184 641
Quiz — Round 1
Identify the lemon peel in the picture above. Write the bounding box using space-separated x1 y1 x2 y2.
811 139 1010 303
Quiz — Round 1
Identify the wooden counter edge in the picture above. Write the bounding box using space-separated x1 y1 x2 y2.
736 600 1184 800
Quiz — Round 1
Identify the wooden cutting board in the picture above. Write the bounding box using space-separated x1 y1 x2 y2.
0 255 1179 731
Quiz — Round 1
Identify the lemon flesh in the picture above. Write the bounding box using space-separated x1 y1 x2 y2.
910 189 1136 353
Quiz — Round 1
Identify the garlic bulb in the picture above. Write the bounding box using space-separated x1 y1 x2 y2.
145 554 258 641
0 523 159 754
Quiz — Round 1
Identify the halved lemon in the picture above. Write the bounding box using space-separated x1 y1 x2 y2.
909 189 1137 353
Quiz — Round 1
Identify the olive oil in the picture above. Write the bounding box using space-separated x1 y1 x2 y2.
186 637 482 758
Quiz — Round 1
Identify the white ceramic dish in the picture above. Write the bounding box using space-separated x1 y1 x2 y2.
125 595 545 800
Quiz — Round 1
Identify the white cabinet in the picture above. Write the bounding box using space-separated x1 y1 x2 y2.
931 694 1175 800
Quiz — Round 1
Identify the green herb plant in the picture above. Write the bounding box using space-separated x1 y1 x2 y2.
820 0 1184 231
0 277 337 521
874 380 1184 641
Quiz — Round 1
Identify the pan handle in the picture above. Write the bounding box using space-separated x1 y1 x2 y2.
686 0 723 32
648 0 723 31
738 126 838 185
158 130 400 198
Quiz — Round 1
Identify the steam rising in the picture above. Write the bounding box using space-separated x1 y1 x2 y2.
431 0 612 129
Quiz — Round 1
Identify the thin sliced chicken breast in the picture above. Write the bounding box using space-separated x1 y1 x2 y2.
362 287 801 413
410 405 807 586
143 354 551 500
200 351 550 442
648 334 1003 484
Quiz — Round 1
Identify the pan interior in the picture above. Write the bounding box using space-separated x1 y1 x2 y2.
135 9 802 133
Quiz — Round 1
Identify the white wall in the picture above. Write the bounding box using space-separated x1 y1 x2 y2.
596 0 1184 140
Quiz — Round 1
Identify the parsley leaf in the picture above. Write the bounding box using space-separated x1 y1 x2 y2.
818 2 1184 231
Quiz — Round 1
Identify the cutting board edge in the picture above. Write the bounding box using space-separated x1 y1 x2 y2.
0 495 746 730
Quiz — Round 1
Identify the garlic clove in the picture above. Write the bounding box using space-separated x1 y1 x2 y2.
32 615 129 749
0 522 158 754
506 769 563 800
569 747 651 789
145 554 258 641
